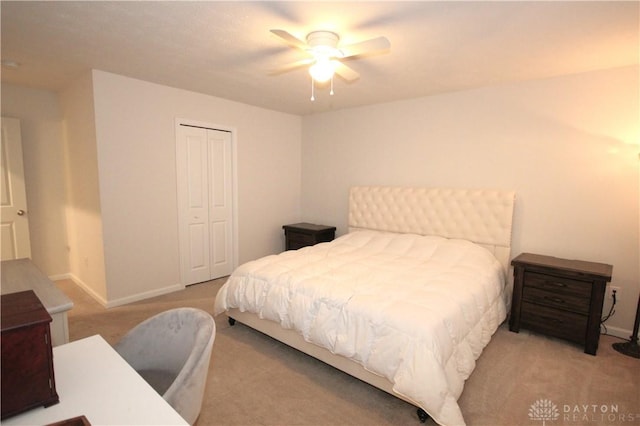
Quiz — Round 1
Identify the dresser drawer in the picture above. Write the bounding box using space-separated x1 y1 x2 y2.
286 231 316 246
524 272 592 298
521 301 587 344
522 286 590 314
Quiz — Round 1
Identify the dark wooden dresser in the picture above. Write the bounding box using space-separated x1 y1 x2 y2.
283 223 336 250
509 253 613 355
1 290 59 419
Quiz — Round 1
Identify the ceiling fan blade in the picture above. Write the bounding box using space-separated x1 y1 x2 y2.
270 29 308 50
269 58 314 75
339 36 390 58
333 61 360 82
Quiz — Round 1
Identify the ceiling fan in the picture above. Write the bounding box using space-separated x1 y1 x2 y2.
270 29 390 100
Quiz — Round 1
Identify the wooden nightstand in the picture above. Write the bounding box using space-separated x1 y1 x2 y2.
509 253 613 355
283 223 336 250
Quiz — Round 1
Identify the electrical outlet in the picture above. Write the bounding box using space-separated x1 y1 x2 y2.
609 286 620 299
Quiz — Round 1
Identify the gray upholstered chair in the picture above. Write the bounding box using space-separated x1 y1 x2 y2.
113 308 216 425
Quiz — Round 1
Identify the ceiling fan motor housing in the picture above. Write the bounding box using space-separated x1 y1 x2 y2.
306 31 340 52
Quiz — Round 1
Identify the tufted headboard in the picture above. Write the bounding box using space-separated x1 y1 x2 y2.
348 186 516 277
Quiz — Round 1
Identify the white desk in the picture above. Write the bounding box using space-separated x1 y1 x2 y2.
3 335 188 426
1 258 73 346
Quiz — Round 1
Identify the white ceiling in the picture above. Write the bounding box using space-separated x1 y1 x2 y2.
1 1 638 116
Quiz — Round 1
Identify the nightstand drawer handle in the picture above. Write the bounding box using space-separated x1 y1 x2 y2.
546 281 567 288
544 296 565 304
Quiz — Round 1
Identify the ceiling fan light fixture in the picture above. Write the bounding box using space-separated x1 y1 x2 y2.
309 57 336 83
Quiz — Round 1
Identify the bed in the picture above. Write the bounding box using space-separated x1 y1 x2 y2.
214 186 515 426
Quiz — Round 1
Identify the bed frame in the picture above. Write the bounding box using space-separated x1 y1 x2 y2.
226 186 515 422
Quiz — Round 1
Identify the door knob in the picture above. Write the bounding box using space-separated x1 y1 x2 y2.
17 209 25 216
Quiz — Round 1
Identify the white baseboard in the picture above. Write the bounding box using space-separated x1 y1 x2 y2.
104 283 185 309
603 324 634 340
54 273 109 306
49 272 73 281
50 272 184 309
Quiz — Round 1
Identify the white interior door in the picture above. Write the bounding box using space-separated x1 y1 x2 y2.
178 125 211 284
208 129 233 279
1 117 32 260
176 123 233 285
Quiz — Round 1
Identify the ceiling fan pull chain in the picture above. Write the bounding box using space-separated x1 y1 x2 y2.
330 76 334 96
310 77 315 101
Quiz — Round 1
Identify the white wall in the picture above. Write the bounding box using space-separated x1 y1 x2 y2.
59 73 108 302
1 84 69 276
2 71 302 307
301 66 639 336
91 70 302 304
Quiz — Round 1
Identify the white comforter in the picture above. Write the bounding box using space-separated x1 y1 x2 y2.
214 230 507 425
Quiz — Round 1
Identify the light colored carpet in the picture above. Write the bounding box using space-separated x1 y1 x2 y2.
55 278 640 426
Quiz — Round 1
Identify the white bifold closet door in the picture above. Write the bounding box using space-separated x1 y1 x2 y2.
176 124 233 285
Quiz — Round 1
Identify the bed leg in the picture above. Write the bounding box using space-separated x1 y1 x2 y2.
416 408 429 423
228 317 236 326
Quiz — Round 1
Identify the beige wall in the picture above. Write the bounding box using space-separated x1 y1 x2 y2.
301 65 639 336
2 71 302 307
58 72 108 302
2 79 109 303
91 70 302 304
1 84 69 276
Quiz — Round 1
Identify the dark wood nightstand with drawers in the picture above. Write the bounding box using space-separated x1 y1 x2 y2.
509 253 613 355
283 223 336 250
